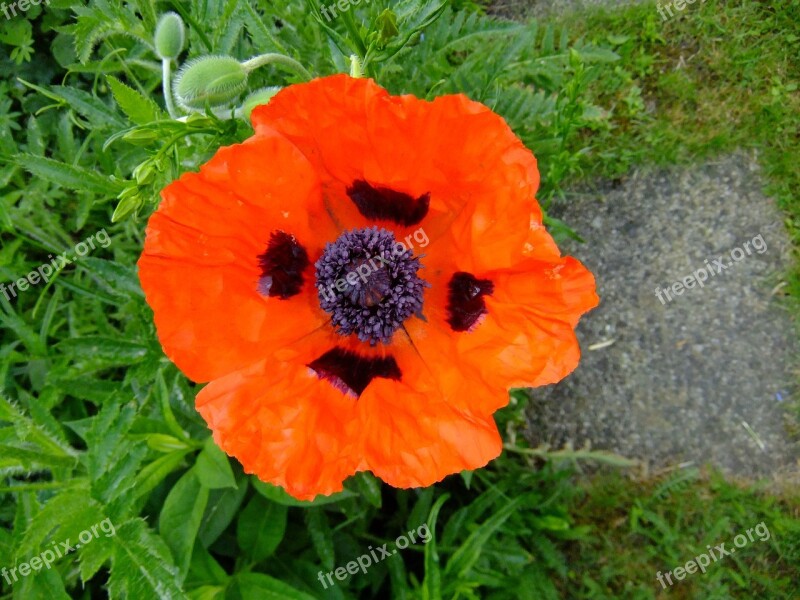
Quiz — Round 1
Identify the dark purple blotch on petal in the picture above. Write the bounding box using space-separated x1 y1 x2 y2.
346 180 430 227
257 231 310 299
446 272 494 332
308 347 401 397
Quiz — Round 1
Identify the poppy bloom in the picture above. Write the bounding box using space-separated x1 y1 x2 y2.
138 74 598 500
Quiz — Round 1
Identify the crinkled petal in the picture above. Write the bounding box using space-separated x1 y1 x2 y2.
196 358 362 500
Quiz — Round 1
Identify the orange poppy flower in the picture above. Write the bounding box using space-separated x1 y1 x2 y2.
138 74 598 500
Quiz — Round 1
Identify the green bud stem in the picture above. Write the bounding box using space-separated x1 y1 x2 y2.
240 53 313 82
162 58 178 119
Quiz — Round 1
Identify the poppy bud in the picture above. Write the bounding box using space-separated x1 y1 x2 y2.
112 190 143 223
154 12 185 61
173 55 249 111
240 86 282 118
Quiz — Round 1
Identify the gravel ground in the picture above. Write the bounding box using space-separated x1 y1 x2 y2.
525 153 799 482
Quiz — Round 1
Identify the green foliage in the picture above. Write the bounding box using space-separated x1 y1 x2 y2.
0 0 798 598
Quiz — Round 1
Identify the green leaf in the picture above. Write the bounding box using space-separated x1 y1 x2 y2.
79 534 115 583
16 489 99 559
109 519 188 599
49 85 127 128
422 494 449 600
198 480 248 548
159 469 209 581
195 437 236 489
348 471 382 508
0 444 77 470
107 75 164 125
55 336 150 366
443 497 524 580
228 572 317 600
305 508 335 571
80 257 144 299
532 515 571 531
134 448 192 500
236 495 287 562
12 567 70 600
252 478 356 506
12 155 121 196
187 542 228 588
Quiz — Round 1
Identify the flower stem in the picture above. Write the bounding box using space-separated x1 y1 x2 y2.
241 53 312 82
162 58 178 119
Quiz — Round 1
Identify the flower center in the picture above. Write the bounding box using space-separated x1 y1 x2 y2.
315 227 427 344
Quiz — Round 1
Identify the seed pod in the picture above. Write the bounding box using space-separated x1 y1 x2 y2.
174 55 248 111
154 12 185 61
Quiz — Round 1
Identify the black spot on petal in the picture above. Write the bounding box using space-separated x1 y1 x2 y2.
346 180 430 227
308 347 401 397
446 272 494 332
257 231 309 299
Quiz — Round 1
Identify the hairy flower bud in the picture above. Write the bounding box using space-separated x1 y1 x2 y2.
154 12 185 61
174 55 248 111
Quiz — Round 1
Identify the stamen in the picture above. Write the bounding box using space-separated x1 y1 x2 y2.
315 227 427 344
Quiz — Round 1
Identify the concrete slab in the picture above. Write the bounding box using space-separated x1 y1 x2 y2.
525 152 799 482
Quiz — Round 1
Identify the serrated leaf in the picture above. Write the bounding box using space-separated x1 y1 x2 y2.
109 519 188 599
16 489 99 559
134 448 192 500
107 75 164 125
12 155 119 196
0 444 77 470
56 336 150 366
81 257 144 299
12 567 70 600
78 534 115 583
49 85 126 128
236 495 287 562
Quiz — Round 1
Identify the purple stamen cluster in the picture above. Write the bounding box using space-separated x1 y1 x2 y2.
315 227 427 344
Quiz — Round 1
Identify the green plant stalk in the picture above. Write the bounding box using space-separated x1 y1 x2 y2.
162 58 178 119
241 53 313 82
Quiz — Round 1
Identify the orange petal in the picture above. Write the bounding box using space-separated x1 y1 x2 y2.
138 131 330 382
252 75 541 269
196 358 362 500
358 378 503 489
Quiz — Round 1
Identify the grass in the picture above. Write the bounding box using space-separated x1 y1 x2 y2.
562 0 800 294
